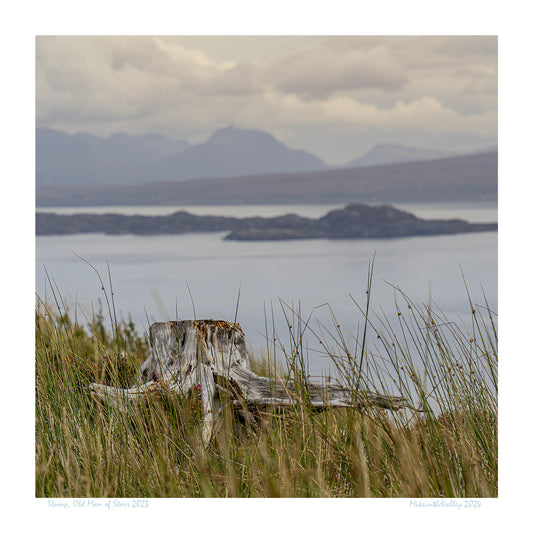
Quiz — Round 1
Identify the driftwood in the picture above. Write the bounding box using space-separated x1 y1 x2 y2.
90 320 409 443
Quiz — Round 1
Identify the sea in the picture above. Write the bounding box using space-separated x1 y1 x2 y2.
35 202 497 378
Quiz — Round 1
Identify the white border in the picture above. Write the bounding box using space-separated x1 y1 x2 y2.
3 1 529 530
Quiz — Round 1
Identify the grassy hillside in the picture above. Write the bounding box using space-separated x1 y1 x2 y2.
35 284 497 498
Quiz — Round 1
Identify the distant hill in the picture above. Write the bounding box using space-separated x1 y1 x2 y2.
345 143 458 168
36 150 497 207
36 126 328 186
150 126 329 180
36 128 191 186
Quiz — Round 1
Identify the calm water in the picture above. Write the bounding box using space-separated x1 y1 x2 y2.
35 202 497 376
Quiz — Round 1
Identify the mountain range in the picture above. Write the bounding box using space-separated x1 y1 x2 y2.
36 151 497 207
36 128 191 186
344 143 458 168
36 126 329 186
36 125 491 187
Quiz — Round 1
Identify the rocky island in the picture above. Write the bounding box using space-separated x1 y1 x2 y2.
36 204 497 241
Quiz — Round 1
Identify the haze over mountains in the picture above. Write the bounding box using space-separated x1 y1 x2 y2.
36 125 492 188
344 144 458 168
36 125 497 206
36 126 329 186
36 128 191 186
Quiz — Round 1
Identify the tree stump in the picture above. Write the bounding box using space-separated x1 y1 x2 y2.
89 319 409 444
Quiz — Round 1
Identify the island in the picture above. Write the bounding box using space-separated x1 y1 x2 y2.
36 203 497 241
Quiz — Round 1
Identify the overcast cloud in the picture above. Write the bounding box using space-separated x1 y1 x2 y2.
36 36 497 164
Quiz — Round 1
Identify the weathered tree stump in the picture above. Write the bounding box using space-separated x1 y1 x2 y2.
90 320 409 443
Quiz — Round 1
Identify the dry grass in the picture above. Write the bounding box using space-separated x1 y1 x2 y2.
35 281 497 498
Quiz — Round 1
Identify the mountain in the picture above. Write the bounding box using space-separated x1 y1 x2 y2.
35 126 328 186
151 126 329 181
36 128 191 186
36 150 498 207
345 143 458 168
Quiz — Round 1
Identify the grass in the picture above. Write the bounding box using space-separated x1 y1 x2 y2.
35 280 497 498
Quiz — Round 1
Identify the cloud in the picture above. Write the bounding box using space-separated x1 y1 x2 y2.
36 36 259 127
235 92 496 136
266 45 408 98
35 36 497 162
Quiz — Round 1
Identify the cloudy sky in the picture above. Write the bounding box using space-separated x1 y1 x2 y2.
36 35 497 165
